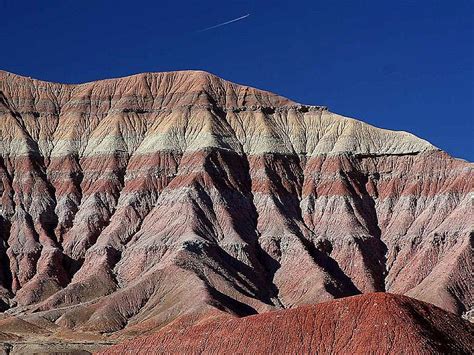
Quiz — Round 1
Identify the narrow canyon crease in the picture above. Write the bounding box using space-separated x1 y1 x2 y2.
0 70 472 348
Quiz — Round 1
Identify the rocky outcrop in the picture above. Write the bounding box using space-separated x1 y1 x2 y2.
99 293 474 354
0 70 472 341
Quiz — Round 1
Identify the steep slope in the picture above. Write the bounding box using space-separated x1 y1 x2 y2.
99 293 474 354
0 70 472 340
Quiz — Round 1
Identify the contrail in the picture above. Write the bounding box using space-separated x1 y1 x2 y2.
197 14 250 32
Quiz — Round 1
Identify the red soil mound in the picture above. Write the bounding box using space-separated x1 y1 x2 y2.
99 293 474 354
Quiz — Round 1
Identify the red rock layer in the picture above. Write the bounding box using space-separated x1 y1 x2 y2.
99 293 474 354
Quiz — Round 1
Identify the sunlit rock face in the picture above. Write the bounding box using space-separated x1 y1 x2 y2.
0 69 472 338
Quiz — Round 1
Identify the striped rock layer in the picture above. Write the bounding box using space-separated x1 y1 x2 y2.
0 70 472 339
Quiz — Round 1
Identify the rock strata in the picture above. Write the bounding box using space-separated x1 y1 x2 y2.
0 70 472 344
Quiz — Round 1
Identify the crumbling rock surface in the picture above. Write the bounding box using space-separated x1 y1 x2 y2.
0 70 472 345
99 293 474 354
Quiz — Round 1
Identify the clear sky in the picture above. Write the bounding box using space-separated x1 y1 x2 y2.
1 0 472 160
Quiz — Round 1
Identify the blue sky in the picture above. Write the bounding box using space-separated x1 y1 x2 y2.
1 0 472 160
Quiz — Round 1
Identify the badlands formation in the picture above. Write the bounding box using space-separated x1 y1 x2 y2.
0 70 472 352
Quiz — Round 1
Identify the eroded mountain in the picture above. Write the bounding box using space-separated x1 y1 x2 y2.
0 70 472 346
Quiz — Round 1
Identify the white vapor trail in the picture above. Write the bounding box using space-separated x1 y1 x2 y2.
198 13 250 32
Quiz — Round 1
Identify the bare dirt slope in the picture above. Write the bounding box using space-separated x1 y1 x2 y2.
99 293 474 354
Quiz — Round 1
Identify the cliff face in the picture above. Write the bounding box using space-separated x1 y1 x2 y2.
0 70 472 338
99 293 474 355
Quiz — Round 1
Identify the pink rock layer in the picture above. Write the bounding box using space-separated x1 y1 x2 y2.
0 70 471 341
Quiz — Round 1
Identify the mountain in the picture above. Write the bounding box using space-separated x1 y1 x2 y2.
99 293 474 354
0 70 472 349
